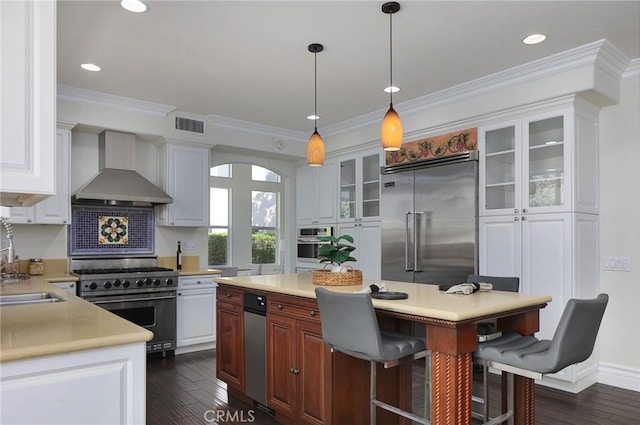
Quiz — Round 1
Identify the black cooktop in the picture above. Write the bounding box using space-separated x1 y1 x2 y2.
73 267 175 275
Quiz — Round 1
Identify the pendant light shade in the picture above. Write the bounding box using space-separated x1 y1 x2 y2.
381 2 402 152
307 129 325 167
381 104 403 150
307 43 325 167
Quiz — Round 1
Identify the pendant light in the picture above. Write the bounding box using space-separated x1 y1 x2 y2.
306 43 325 167
381 2 403 151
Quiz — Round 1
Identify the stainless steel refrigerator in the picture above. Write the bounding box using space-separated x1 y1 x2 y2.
381 151 478 286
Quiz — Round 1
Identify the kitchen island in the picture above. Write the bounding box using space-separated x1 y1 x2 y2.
1 276 153 424
215 273 552 425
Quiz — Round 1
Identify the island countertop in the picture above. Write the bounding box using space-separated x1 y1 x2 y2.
215 273 552 323
0 277 153 362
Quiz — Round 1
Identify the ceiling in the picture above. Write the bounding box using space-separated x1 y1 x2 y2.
57 1 640 134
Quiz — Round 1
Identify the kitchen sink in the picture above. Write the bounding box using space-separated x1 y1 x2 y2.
0 292 65 306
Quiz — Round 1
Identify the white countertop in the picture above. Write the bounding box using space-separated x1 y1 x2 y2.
215 273 552 322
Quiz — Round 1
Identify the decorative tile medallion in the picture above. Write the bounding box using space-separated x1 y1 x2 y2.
98 216 129 244
385 127 478 165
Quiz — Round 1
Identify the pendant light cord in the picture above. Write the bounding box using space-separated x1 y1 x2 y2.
314 50 318 131
389 10 393 105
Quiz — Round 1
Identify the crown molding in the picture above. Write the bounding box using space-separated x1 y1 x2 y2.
623 58 640 79
58 41 635 140
322 40 631 139
207 114 308 144
57 85 177 117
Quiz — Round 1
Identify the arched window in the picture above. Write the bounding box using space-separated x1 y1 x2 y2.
209 163 283 268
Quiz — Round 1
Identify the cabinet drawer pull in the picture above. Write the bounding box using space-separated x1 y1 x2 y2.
514 217 519 221
309 310 316 317
278 304 283 310
226 293 231 298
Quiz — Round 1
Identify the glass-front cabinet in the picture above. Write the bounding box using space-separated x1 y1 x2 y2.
339 152 380 222
479 109 570 216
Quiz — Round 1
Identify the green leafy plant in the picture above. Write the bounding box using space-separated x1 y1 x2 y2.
316 234 357 266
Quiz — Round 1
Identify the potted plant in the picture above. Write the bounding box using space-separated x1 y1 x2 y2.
316 234 357 272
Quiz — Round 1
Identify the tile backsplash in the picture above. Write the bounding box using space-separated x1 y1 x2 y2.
69 205 154 256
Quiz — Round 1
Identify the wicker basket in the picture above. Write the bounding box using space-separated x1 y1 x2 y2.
312 266 363 286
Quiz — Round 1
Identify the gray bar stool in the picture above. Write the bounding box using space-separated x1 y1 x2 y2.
467 274 520 422
314 287 431 425
473 293 608 425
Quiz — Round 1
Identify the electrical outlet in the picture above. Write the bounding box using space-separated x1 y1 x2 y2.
184 240 196 250
602 256 631 271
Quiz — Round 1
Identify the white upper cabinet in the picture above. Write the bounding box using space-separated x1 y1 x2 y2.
338 151 381 223
479 100 598 216
0 1 56 207
156 142 210 227
296 160 336 225
6 124 73 225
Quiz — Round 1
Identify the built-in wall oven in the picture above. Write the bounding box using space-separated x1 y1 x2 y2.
297 226 334 263
71 257 178 356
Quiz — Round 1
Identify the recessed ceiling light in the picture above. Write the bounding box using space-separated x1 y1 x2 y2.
81 63 102 72
384 86 400 94
121 0 148 13
307 114 320 120
523 33 547 45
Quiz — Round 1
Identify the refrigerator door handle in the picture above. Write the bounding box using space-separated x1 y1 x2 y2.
405 211 414 271
414 211 424 272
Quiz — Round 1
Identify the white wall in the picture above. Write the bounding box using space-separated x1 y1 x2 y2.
597 76 640 390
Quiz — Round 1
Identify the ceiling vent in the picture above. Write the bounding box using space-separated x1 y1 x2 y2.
175 116 205 133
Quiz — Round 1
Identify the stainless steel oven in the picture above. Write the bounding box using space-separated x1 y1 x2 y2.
297 226 333 263
85 291 176 354
71 257 178 356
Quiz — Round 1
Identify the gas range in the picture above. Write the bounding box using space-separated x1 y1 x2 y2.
70 257 178 297
70 256 178 355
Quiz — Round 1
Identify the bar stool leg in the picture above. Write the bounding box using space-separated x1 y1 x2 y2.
483 364 489 421
370 361 376 425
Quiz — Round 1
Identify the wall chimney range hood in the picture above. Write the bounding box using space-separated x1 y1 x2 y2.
71 130 173 206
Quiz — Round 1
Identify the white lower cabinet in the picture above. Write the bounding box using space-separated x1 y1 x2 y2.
1 343 147 425
176 275 218 354
479 212 599 391
338 221 381 280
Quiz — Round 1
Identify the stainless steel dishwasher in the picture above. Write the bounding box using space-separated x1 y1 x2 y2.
244 292 267 406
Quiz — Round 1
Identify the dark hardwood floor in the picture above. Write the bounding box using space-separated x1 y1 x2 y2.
146 350 639 425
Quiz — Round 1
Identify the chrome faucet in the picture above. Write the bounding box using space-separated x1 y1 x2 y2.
0 217 15 264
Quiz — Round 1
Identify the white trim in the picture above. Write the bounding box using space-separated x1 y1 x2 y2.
623 58 640 79
598 362 640 392
207 114 308 144
57 41 633 142
57 85 177 117
321 40 630 139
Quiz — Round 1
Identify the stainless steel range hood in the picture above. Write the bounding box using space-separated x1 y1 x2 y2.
71 130 173 206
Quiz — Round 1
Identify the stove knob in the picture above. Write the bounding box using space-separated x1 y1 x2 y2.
136 279 144 287
153 279 161 286
123 280 131 288
166 278 174 286
113 279 122 287
104 281 112 289
144 278 152 286
89 282 98 290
